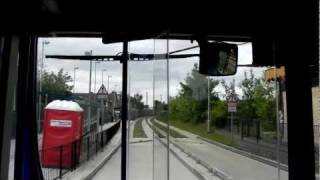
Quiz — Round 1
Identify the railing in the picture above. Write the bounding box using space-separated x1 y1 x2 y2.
40 120 120 180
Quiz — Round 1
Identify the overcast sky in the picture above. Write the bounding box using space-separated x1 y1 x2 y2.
38 38 268 107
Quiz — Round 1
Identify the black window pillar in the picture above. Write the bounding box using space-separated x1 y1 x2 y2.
14 35 43 180
121 41 128 180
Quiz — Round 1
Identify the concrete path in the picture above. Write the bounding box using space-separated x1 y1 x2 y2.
92 118 199 180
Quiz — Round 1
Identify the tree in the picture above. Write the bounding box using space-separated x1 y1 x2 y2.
129 93 147 119
185 64 219 101
211 100 228 127
41 69 73 100
238 69 276 133
169 63 220 124
213 79 238 128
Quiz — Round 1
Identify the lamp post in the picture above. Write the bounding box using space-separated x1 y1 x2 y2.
38 40 49 133
107 75 112 91
73 67 79 93
94 61 100 93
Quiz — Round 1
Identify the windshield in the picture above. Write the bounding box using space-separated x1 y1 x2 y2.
9 37 291 180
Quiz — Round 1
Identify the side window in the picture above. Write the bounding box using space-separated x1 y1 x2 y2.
37 38 122 180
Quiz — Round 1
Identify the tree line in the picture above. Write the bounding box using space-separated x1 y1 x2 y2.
156 64 277 136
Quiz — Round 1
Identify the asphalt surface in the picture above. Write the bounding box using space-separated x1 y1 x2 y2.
154 119 289 180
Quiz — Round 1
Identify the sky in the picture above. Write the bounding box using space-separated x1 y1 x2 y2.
38 38 269 107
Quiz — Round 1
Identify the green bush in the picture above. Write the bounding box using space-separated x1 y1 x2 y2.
211 100 228 128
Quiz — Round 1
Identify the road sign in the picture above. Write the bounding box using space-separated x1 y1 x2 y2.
227 94 238 112
228 102 237 112
97 84 108 99
226 94 238 103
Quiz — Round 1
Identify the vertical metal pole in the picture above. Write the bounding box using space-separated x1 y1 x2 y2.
241 118 244 140
231 112 234 141
108 76 111 92
166 38 170 180
319 7 320 176
38 41 44 133
102 70 104 85
231 79 235 141
127 69 131 178
87 136 90 160
207 77 210 133
94 62 97 93
96 107 100 133
101 100 104 147
146 91 148 107
1 36 19 180
121 41 128 180
319 121 320 177
59 145 63 179
275 77 281 180
152 39 155 180
256 119 260 144
73 69 75 93
89 60 92 130
96 133 98 153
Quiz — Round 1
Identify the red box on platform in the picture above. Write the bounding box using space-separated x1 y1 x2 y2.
41 100 83 168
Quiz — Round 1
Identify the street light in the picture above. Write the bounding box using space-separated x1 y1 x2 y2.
73 67 79 93
38 39 49 133
107 75 112 91
102 69 106 85
94 61 101 93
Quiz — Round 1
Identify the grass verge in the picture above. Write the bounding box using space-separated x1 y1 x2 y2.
163 119 238 148
133 119 147 138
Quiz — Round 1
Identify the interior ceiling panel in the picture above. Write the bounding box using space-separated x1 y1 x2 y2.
1 0 317 70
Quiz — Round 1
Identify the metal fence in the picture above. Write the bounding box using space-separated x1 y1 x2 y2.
40 120 120 180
